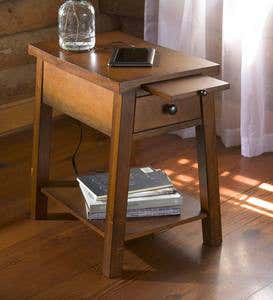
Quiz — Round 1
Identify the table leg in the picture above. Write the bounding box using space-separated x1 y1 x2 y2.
196 91 222 247
31 59 53 219
102 90 136 278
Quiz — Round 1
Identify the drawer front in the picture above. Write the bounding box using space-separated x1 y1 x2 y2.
134 95 201 132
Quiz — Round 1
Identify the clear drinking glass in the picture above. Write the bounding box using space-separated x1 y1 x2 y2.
58 0 95 51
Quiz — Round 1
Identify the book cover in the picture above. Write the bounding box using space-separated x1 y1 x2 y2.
79 182 183 212
88 206 181 220
77 167 173 201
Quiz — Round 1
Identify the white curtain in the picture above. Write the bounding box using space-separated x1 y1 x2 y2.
145 0 273 157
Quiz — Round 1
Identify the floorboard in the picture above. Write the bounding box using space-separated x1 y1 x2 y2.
0 117 272 300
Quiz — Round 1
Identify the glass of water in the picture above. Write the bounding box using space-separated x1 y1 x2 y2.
58 0 95 52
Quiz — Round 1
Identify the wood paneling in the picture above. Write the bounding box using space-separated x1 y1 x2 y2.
119 16 144 38
0 0 99 37
0 14 119 73
100 0 145 18
0 0 62 37
0 97 34 135
0 27 57 70
0 97 61 136
0 13 120 98
0 1 121 135
0 64 35 104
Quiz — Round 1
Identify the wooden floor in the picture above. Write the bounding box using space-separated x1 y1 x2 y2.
0 117 273 300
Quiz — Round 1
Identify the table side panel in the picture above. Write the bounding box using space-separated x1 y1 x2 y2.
43 62 114 136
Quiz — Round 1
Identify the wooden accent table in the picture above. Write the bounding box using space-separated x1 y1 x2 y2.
28 31 229 278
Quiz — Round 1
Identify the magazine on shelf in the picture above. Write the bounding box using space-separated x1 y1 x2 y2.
77 167 183 220
79 182 183 212
88 206 181 220
77 167 173 202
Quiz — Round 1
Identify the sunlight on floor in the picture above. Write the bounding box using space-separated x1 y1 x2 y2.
230 189 273 218
220 171 230 177
171 180 183 187
233 175 260 186
178 158 190 165
167 153 273 219
246 197 273 212
164 169 174 176
241 204 273 218
259 183 273 192
220 187 247 199
175 174 194 183
191 163 198 169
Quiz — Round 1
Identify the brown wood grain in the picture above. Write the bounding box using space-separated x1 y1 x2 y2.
196 93 222 246
0 27 57 70
43 62 114 136
30 59 53 219
0 0 63 37
143 75 230 101
41 186 206 242
99 0 145 18
0 0 100 37
0 64 36 104
119 16 144 38
0 98 61 136
134 95 201 132
133 119 202 140
28 31 220 93
1 118 273 299
102 90 136 278
27 31 228 278
0 97 34 135
0 15 119 71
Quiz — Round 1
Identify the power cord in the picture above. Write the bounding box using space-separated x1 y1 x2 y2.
71 42 136 176
72 120 83 176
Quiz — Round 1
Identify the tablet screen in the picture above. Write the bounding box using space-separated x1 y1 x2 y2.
108 48 156 67
116 48 150 63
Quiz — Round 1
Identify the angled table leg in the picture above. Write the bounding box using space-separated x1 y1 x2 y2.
31 59 53 219
196 91 222 247
102 90 136 278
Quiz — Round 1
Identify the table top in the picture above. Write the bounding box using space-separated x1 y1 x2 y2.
29 31 219 93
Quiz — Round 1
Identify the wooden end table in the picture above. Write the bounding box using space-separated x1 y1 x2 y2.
28 31 229 278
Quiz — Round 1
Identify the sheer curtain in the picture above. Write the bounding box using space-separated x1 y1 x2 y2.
145 0 273 157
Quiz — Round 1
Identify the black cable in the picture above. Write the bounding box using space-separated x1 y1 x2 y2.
71 42 136 177
72 121 83 176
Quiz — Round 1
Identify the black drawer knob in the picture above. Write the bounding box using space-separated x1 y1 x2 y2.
164 104 178 115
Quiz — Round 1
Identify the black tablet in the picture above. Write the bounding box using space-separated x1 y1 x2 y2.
108 47 156 67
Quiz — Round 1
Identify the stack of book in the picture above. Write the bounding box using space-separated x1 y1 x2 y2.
77 167 183 220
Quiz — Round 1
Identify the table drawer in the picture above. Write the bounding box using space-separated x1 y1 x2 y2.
134 75 229 133
134 94 201 132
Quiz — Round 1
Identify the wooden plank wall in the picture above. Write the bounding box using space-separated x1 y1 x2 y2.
100 0 145 38
0 0 120 135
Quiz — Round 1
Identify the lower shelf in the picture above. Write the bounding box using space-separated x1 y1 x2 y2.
42 186 207 241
